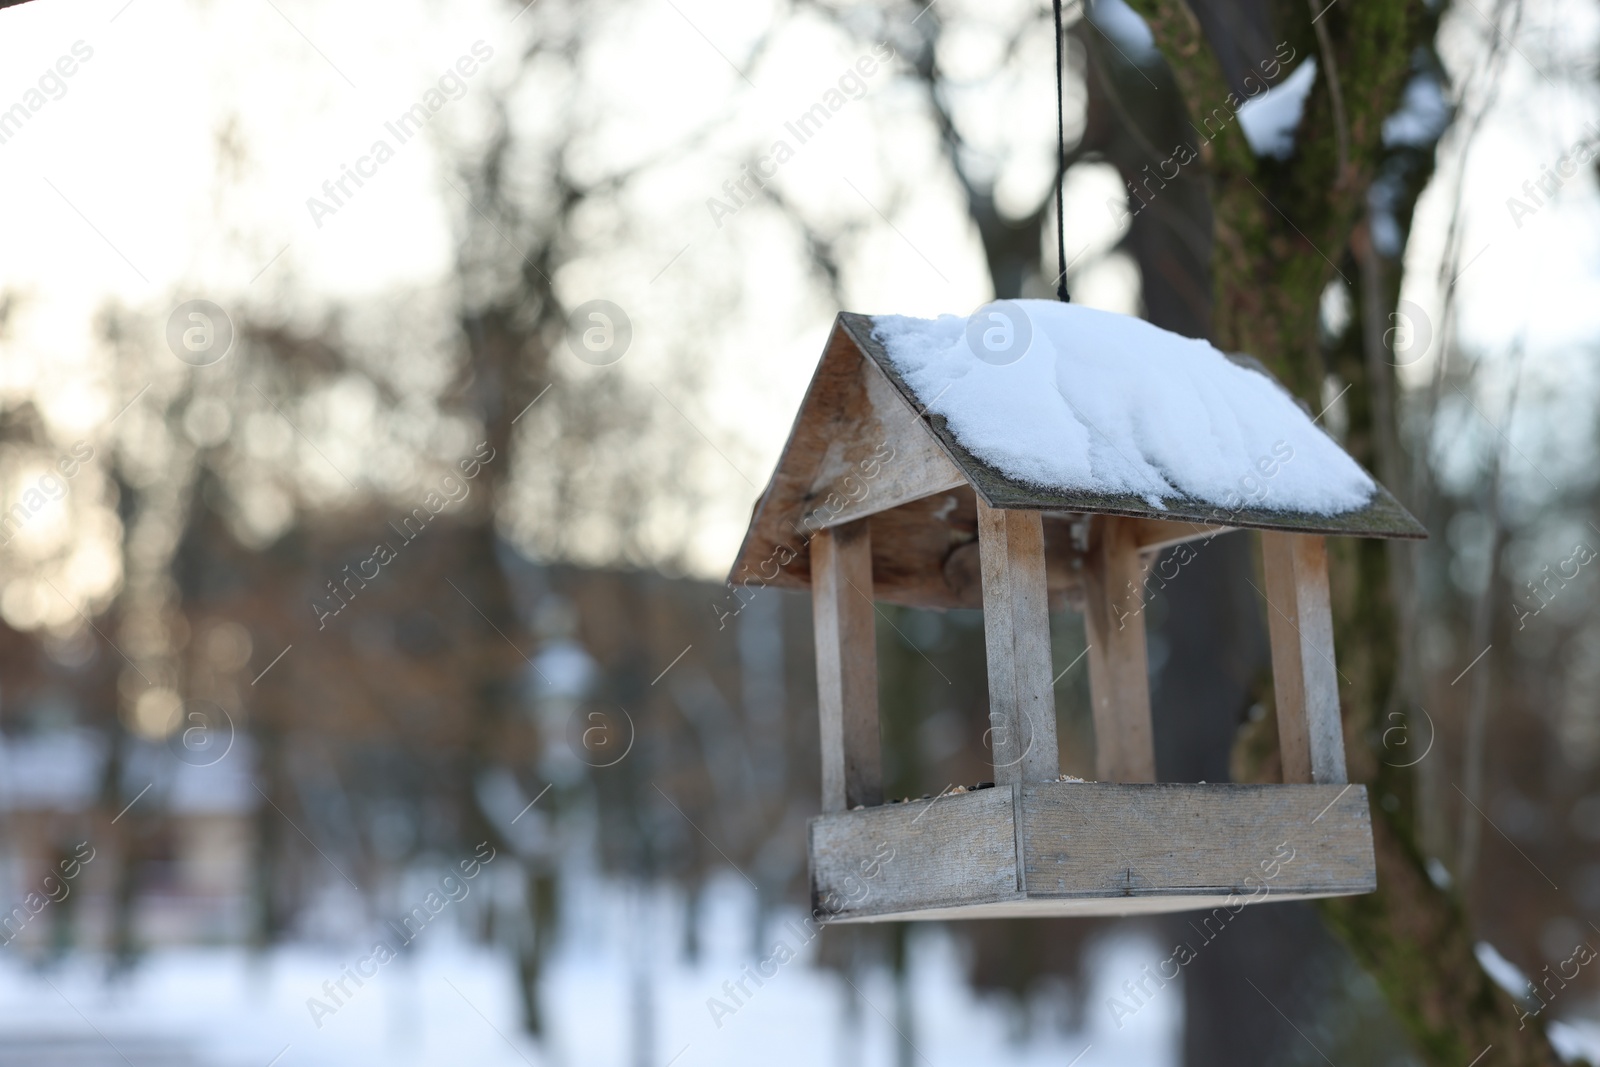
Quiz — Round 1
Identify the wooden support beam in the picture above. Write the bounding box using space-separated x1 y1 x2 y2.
811 521 883 812
976 498 1059 785
1261 532 1347 784
1082 516 1157 783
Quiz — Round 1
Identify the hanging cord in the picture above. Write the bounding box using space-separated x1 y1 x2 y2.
1052 0 1071 302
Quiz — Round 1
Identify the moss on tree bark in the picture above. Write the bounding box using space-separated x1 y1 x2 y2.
1121 0 1567 1060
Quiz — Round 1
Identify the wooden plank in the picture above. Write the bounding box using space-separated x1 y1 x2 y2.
862 486 979 610
1261 532 1347 784
825 892 1357 922
810 365 967 530
811 521 883 812
809 781 1376 922
975 498 1060 785
1082 516 1157 783
866 493 1085 612
810 786 1019 920
1020 782 1373 899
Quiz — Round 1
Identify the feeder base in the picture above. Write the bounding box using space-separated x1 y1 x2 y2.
808 781 1375 923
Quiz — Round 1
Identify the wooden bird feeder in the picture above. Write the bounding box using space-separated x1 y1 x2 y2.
727 309 1426 922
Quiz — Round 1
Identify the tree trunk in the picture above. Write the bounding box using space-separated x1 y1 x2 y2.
1122 0 1564 1061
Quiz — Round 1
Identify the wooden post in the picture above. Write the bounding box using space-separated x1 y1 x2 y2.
1082 516 1157 783
976 498 1059 784
811 521 883 812
1261 532 1347 784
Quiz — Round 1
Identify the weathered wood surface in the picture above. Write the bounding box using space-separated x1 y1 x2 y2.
811 522 882 812
889 495 1087 611
1261 532 1347 784
810 786 1018 918
823 892 1348 920
1020 782 1372 898
976 499 1060 784
813 365 966 529
811 781 1375 922
1082 515 1157 782
865 487 983 610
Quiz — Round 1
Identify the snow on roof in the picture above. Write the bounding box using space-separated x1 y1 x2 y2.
870 300 1375 516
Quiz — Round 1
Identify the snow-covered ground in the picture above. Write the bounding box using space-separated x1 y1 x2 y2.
0 873 1179 1067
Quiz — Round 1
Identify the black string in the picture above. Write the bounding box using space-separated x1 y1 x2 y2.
1052 0 1071 302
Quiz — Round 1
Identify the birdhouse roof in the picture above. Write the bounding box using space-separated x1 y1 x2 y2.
727 304 1423 605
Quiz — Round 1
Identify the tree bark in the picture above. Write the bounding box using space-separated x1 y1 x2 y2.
1121 0 1564 1060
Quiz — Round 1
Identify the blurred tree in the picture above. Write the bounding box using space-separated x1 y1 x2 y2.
1119 0 1565 1061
